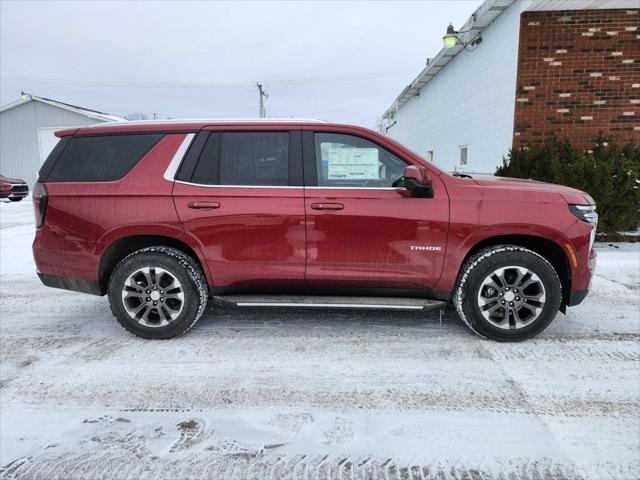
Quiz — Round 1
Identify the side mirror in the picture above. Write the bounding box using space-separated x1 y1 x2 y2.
403 165 434 198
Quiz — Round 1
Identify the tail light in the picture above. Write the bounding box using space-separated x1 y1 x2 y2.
33 182 48 228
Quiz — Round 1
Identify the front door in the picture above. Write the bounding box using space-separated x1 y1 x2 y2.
173 129 306 290
302 129 449 292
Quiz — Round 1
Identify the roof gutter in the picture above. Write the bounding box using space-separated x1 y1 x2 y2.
382 0 515 120
0 92 125 122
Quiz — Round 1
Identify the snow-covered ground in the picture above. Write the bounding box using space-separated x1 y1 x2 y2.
1 199 639 480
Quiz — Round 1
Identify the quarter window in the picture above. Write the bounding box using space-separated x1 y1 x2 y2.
191 132 289 186
46 134 162 182
314 133 407 188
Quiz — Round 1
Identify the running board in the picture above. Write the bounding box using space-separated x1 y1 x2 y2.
213 295 447 311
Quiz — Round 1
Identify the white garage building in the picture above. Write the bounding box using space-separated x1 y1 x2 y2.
0 93 123 186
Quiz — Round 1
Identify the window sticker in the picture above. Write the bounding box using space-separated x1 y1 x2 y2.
324 147 380 180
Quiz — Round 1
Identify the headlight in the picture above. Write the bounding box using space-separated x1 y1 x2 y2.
569 204 598 224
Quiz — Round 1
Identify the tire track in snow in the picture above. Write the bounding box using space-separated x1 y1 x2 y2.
485 340 640 362
3 452 638 480
6 384 638 418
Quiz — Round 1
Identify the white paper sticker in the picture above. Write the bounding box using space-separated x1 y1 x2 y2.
325 148 380 180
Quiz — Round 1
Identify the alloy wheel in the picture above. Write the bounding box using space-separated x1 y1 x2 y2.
477 266 546 330
121 266 185 327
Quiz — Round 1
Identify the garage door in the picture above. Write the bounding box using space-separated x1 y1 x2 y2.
37 127 68 164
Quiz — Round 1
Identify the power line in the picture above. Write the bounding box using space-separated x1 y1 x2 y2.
0 67 418 89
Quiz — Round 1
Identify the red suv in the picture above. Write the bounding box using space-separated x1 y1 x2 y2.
0 174 29 201
32 120 597 341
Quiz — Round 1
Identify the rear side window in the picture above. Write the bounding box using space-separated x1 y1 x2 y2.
46 134 162 182
191 132 289 186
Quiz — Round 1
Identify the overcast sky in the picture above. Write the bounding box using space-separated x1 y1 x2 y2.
1 0 482 127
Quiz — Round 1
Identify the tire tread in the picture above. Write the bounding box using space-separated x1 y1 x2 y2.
107 246 208 339
453 244 561 341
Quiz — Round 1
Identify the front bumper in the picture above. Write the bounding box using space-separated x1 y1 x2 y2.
0 185 29 199
568 247 597 306
568 289 590 306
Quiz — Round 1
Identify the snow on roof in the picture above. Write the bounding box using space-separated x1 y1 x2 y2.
0 92 125 122
382 0 639 120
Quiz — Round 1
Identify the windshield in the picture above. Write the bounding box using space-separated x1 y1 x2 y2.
380 134 446 176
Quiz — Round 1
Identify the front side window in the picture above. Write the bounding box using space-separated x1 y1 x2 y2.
191 131 289 186
314 133 406 188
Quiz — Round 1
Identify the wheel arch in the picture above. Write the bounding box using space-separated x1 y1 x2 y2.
459 234 572 309
98 234 209 294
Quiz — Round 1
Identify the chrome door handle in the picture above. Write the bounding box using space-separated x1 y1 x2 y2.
311 203 344 211
187 201 220 210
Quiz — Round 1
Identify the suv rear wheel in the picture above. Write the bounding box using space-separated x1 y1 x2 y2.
108 247 208 339
454 245 562 341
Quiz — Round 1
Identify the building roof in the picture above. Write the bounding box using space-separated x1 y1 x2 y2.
0 92 125 122
382 0 639 120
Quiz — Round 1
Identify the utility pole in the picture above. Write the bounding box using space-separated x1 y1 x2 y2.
256 83 268 118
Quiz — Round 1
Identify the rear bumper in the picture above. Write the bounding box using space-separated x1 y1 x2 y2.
34 230 102 296
33 228 100 290
37 272 102 296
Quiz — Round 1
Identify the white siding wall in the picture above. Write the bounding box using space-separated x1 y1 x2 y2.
387 1 523 174
0 101 102 186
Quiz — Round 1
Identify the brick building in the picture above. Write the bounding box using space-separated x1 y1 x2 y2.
382 0 639 175
514 9 639 149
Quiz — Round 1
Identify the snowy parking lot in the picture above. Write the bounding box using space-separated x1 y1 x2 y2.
1 199 639 480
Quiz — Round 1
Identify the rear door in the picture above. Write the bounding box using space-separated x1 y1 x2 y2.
172 127 306 290
302 128 449 292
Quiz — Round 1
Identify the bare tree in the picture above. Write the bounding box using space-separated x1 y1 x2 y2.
125 112 149 121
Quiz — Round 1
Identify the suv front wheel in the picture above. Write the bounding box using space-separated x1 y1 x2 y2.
454 245 562 341
108 247 208 339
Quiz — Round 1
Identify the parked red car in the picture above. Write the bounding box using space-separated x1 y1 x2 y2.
0 174 29 201
32 120 597 341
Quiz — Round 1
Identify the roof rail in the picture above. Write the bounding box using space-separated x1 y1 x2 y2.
89 118 328 127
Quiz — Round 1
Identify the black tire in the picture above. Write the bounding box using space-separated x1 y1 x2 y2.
108 247 208 339
453 245 562 342
9 197 22 202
